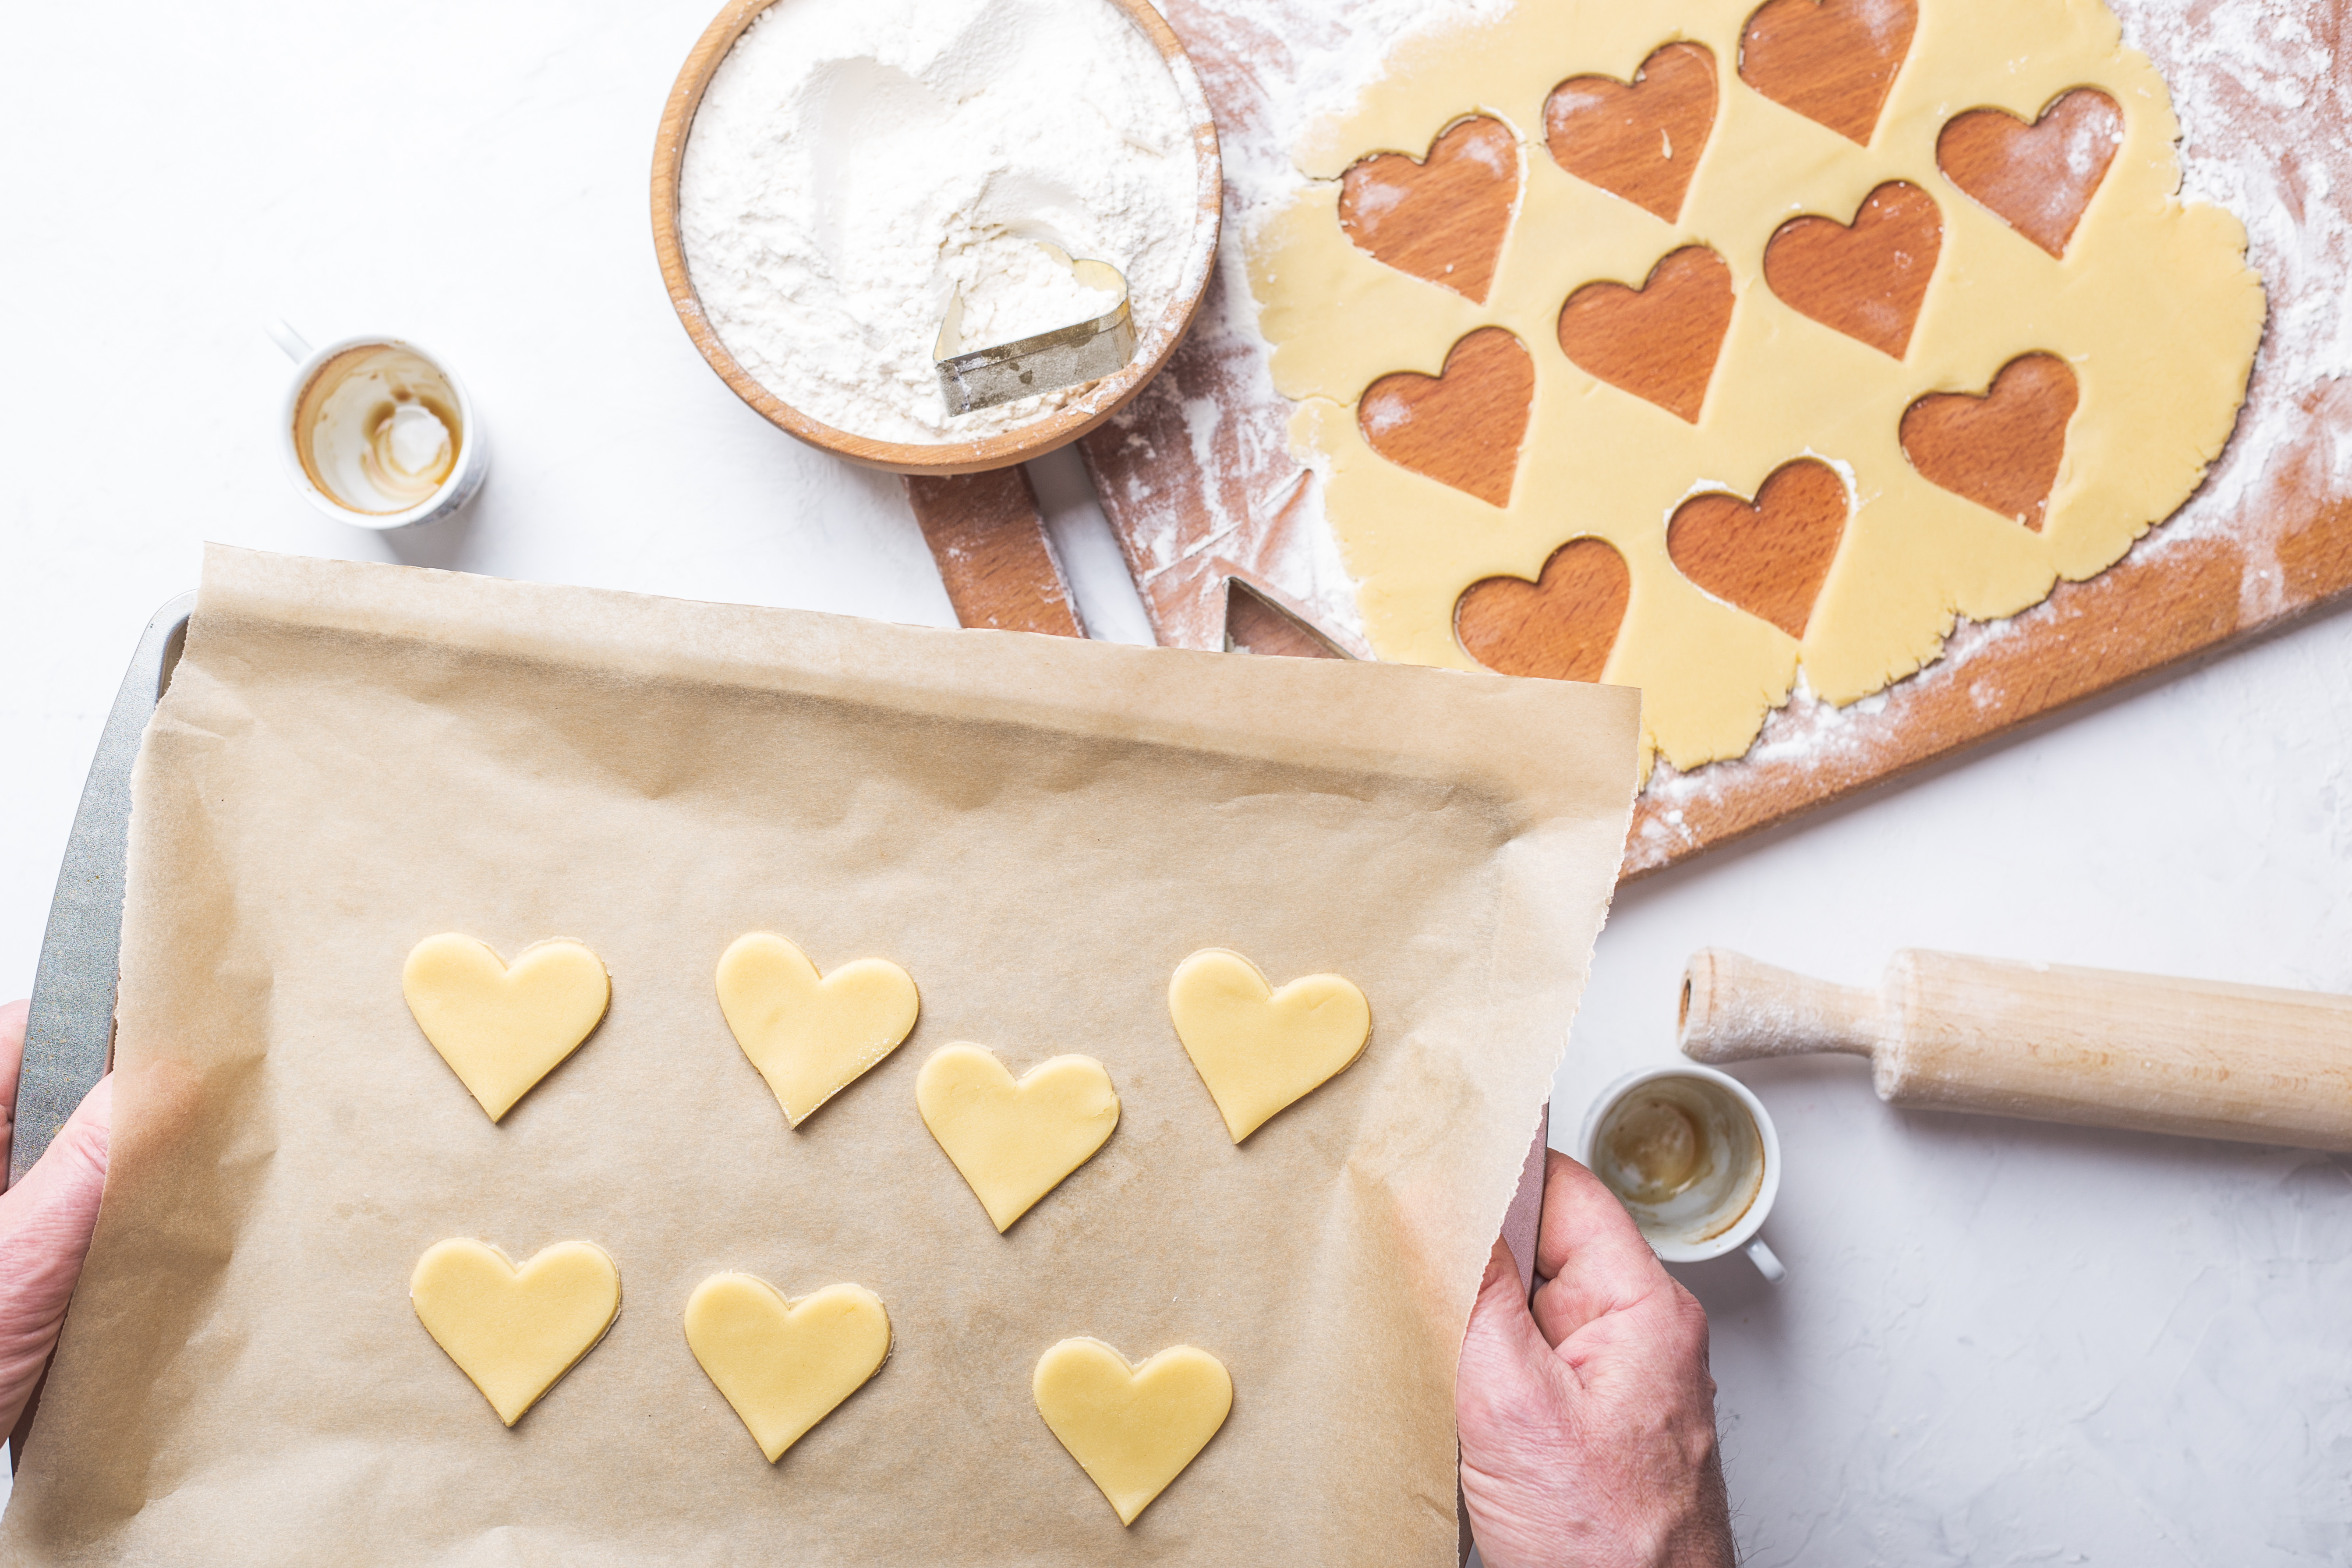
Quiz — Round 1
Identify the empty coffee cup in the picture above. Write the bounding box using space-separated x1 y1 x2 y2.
271 322 487 529
1577 1063 1784 1280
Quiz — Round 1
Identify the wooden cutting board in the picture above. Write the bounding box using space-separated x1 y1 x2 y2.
913 0 2352 879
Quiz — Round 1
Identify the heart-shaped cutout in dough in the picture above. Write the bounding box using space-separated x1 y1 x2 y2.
1737 0 1918 146
1033 1338 1233 1526
410 1239 620 1426
1357 327 1534 509
1543 41 1717 223
1557 245 1735 423
1901 352 2079 531
1168 949 1371 1143
1456 536 1632 683
1339 115 1519 305
715 934 920 1126
402 934 611 1121
1668 457 1850 639
1937 88 2121 259
918 1044 1120 1232
685 1274 892 1462
1764 181 1942 359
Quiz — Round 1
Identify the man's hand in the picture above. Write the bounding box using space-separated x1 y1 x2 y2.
1457 1150 1735 1568
0 998 112 1440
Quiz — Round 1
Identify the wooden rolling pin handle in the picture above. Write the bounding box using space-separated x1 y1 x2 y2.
1678 946 2352 1153
1678 948 1883 1063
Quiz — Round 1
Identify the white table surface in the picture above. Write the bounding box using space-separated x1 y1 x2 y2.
5 1 2350 1559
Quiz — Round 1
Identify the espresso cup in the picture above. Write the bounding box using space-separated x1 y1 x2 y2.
1577 1063 1784 1281
270 322 487 530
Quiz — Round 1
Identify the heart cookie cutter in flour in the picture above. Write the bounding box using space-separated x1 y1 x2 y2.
934 249 1136 417
651 0 1220 475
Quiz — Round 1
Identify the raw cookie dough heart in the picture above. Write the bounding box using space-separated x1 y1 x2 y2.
1937 88 2122 259
1901 353 2079 531
1456 536 1631 682
401 934 611 1121
1033 1338 1233 1526
1543 41 1717 223
1764 181 1942 360
715 934 920 1126
1737 0 1917 145
410 1239 620 1426
917 1044 1120 1232
1167 949 1372 1143
1357 327 1533 508
1339 115 1518 305
1556 245 1734 423
1668 458 1849 639
685 1274 892 1462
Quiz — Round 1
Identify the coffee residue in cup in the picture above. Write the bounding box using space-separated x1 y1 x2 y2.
1603 1094 1708 1204
294 345 464 515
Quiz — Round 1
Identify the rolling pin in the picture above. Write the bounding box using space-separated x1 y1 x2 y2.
1678 948 2352 1152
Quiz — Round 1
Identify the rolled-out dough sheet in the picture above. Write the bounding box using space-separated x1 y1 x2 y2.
1252 0 2264 771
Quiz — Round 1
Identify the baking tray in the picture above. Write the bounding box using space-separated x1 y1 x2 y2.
10 589 1550 1560
13 593 193 1189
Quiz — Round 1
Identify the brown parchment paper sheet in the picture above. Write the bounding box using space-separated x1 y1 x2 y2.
3 545 1638 1566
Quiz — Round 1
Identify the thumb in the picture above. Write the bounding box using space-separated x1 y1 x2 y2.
0 1076 112 1435
1457 1236 1559 1440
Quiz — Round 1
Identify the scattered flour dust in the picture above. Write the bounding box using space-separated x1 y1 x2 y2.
679 0 1201 445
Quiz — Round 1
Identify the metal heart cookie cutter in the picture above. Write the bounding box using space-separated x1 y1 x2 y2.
934 245 1136 416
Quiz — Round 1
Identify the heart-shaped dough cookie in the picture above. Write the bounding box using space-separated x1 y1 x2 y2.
1167 949 1372 1143
715 934 920 1126
410 1239 620 1426
1033 1338 1233 1526
684 1274 892 1462
917 1044 1120 1232
402 934 611 1121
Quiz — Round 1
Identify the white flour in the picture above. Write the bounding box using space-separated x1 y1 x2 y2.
679 0 1200 445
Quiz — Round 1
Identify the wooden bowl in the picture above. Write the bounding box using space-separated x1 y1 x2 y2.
651 0 1222 477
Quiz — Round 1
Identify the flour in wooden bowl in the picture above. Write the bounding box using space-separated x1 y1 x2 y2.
679 0 1200 445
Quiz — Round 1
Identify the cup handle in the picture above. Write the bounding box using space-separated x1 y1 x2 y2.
1745 1237 1786 1282
266 320 313 364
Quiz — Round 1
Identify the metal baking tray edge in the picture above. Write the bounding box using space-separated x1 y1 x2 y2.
12 592 194 1190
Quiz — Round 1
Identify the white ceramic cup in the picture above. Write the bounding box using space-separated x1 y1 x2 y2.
270 322 487 530
1577 1063 1785 1281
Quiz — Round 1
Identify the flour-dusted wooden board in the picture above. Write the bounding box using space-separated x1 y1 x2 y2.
1071 0 2352 880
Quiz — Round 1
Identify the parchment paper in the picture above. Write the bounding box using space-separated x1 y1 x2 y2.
3 545 1638 1566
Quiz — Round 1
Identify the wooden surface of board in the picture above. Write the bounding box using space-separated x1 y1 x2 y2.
905 470 1087 638
1064 0 2352 880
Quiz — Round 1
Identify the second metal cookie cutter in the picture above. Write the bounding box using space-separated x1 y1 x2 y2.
934 247 1135 416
